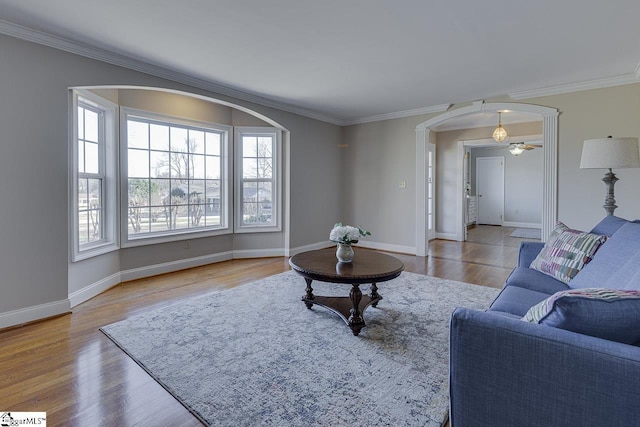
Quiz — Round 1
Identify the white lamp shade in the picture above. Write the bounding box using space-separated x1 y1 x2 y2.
580 137 640 169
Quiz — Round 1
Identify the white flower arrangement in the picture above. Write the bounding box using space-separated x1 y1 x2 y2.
329 222 371 245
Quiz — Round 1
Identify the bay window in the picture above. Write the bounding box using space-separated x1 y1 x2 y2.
122 109 231 243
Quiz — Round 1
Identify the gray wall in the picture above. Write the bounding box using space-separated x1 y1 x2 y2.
470 144 543 225
4 29 640 324
342 85 640 247
0 34 342 319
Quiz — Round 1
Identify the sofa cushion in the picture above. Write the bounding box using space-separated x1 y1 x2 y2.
506 266 571 295
529 222 607 284
522 288 640 344
489 285 552 317
590 215 632 236
570 222 640 291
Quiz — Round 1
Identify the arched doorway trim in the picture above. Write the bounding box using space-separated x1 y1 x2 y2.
415 101 558 256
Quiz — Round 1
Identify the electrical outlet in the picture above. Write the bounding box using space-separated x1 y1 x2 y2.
399 181 407 189
185 240 191 249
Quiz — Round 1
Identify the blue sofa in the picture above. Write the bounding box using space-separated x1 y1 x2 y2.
449 216 640 427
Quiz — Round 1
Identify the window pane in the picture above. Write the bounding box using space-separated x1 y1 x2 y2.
84 109 99 143
149 178 170 206
86 208 102 242
243 202 257 224
128 178 150 207
258 158 272 179
243 136 257 157
169 152 189 179
128 149 149 178
206 156 220 179
188 179 205 204
150 205 170 233
173 205 189 230
128 120 149 149
243 182 258 202
205 179 220 224
85 141 99 174
189 205 206 227
170 181 188 205
190 130 205 154
81 178 102 241
77 106 85 140
243 158 258 179
78 178 89 212
87 179 102 209
77 179 89 244
170 127 189 153
150 151 170 178
206 132 221 155
78 141 85 173
192 155 205 179
257 137 272 157
124 113 227 237
128 179 150 234
258 182 272 203
150 124 169 151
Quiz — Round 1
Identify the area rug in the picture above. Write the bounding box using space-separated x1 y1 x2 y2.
101 271 499 426
509 227 541 239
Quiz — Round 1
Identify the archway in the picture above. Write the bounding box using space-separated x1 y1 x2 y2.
415 101 558 256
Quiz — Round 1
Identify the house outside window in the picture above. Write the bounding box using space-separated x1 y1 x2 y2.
121 109 231 244
71 90 118 261
235 127 281 232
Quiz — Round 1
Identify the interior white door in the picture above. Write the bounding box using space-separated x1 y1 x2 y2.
476 156 504 225
426 142 436 241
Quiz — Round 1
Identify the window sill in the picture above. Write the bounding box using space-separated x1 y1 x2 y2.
122 227 232 248
73 241 119 262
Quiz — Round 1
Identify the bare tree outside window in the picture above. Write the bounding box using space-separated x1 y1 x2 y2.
126 116 224 237
241 134 274 225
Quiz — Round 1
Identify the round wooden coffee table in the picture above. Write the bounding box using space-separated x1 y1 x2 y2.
288 248 404 336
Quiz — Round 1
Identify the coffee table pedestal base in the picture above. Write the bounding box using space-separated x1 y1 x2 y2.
302 282 382 336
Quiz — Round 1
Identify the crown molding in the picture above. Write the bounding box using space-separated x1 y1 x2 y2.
0 19 344 125
343 104 452 126
509 69 640 100
3 19 639 128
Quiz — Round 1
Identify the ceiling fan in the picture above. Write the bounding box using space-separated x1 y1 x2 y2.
488 141 543 156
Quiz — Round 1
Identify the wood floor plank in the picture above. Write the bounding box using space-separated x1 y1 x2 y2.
0 227 523 426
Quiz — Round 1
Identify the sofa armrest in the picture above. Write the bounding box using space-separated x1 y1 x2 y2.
517 241 544 267
450 307 640 427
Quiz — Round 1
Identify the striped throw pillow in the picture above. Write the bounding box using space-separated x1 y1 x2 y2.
529 222 607 284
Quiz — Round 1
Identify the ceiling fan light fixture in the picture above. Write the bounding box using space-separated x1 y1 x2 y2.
509 145 524 156
492 112 508 142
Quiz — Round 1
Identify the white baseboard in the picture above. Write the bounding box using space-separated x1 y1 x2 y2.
121 251 234 282
0 299 70 329
233 248 286 259
436 232 458 241
15 240 420 328
502 221 542 229
69 272 121 308
289 241 333 256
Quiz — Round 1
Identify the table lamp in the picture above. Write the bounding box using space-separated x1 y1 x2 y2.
580 136 640 215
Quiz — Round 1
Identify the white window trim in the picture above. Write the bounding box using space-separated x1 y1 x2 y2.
119 107 233 248
234 126 282 233
70 89 119 261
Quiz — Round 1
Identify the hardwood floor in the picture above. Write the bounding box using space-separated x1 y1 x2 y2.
0 226 532 426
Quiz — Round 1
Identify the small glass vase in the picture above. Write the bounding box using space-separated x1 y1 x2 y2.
336 243 354 263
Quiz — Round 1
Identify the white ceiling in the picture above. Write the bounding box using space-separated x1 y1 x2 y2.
1 0 639 126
